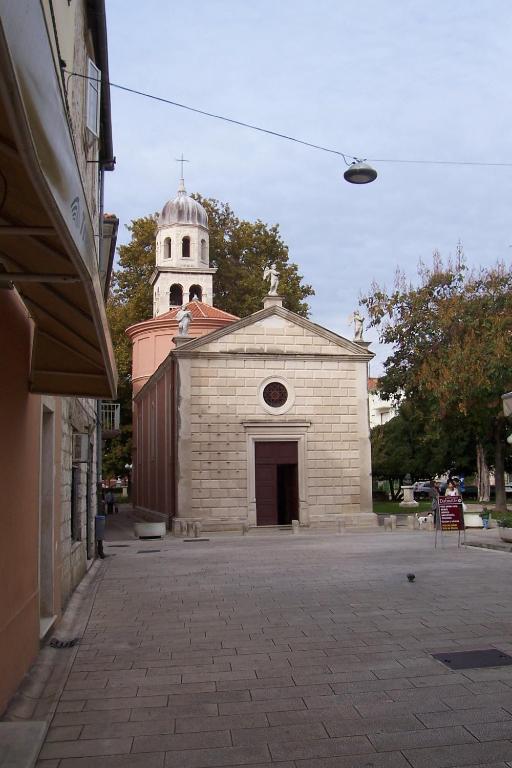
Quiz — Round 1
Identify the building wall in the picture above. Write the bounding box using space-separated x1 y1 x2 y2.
0 0 108 716
0 292 41 714
133 314 374 529
58 398 98 607
42 0 101 233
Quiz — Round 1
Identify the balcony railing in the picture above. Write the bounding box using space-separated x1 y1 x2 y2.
101 402 120 437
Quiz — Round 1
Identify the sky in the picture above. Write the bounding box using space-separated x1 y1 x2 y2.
104 0 512 373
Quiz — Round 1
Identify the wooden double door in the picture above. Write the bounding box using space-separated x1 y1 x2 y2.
255 441 299 526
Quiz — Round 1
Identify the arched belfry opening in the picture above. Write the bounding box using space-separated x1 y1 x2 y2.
189 285 202 302
182 236 190 258
169 284 183 307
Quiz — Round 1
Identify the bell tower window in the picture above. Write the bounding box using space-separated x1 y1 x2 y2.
189 285 202 302
201 239 207 262
164 238 171 259
169 284 183 307
182 236 190 258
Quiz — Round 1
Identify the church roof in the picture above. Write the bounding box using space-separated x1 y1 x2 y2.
159 179 208 228
156 300 239 322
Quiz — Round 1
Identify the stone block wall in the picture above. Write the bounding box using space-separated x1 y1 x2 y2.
59 397 97 607
176 316 373 527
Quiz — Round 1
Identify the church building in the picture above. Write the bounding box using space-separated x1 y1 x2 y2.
127 177 376 531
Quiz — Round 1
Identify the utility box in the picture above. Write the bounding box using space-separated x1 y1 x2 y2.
95 515 106 540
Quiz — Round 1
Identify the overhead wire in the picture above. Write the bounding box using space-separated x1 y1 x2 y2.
64 70 512 169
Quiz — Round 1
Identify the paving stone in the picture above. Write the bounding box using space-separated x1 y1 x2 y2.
368 725 477 751
175 713 267 733
267 705 361 727
132 730 232 753
269 734 375 761
218 698 306 715
80 720 176 739
417 707 512 729
58 754 164 768
129 703 219 720
466 720 512 741
84 695 167 710
292 751 411 768
61 685 138 700
164 744 271 767
39 737 132 760
231 722 327 746
402 741 512 768
51 709 131 726
215 675 294 691
136 681 216 696
46 726 83 741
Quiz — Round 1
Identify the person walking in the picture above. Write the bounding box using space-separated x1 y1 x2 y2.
105 489 114 515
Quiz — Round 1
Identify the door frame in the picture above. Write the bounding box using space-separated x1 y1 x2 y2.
243 421 310 527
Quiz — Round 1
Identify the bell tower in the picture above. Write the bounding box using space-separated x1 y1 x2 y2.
152 170 216 316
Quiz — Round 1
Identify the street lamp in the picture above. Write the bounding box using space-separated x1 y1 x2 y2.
344 160 378 184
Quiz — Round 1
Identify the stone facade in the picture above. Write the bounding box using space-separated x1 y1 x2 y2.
132 305 376 531
59 397 98 607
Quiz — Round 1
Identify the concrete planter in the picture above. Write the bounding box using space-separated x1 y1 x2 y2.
134 522 166 539
463 513 483 529
498 527 512 543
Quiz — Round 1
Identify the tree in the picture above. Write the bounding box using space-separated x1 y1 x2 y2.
104 200 314 477
361 250 512 510
371 399 476 500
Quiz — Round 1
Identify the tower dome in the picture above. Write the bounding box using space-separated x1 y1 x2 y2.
159 179 208 228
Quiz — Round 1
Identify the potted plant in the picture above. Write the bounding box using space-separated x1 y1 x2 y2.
497 517 512 543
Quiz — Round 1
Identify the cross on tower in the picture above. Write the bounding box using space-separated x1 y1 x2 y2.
175 153 190 181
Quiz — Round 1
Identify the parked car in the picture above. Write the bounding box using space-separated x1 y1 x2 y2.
413 480 433 499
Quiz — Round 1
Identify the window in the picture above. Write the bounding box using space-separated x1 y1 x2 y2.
182 236 190 258
201 239 207 262
189 285 202 302
86 58 101 137
169 284 183 306
164 238 171 259
263 381 288 408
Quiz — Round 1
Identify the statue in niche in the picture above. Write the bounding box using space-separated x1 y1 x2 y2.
264 263 279 295
349 310 364 341
176 305 192 336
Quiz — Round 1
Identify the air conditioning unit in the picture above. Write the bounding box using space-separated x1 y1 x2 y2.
72 433 89 463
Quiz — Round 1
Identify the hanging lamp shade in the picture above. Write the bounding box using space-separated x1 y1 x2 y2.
344 161 378 184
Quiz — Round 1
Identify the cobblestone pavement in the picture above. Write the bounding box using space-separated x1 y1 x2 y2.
35 524 512 768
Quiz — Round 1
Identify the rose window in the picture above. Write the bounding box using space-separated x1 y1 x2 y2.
262 381 288 408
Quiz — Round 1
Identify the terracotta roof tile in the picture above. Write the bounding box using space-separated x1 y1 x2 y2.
157 300 239 322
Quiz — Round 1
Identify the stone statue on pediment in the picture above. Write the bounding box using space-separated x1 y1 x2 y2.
349 310 364 341
176 305 192 336
264 263 279 295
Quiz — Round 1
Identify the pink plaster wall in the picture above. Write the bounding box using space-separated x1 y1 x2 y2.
0 291 41 714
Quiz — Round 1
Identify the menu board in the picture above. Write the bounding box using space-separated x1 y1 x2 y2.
438 496 464 531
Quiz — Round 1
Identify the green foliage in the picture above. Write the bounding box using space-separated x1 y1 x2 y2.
362 248 512 510
371 399 476 491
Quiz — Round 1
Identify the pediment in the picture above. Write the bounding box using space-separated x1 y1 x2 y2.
173 305 373 358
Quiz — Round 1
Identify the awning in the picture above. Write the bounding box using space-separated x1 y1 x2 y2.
0 1 117 398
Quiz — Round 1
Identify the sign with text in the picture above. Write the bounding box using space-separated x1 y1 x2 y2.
438 496 464 531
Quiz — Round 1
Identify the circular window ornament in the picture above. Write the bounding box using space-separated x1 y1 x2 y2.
259 376 295 415
263 381 288 408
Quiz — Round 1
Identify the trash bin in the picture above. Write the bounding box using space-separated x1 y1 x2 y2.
95 515 106 540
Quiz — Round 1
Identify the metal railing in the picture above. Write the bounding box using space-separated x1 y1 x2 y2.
101 402 120 433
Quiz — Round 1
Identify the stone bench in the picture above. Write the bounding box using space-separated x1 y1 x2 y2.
134 521 166 539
